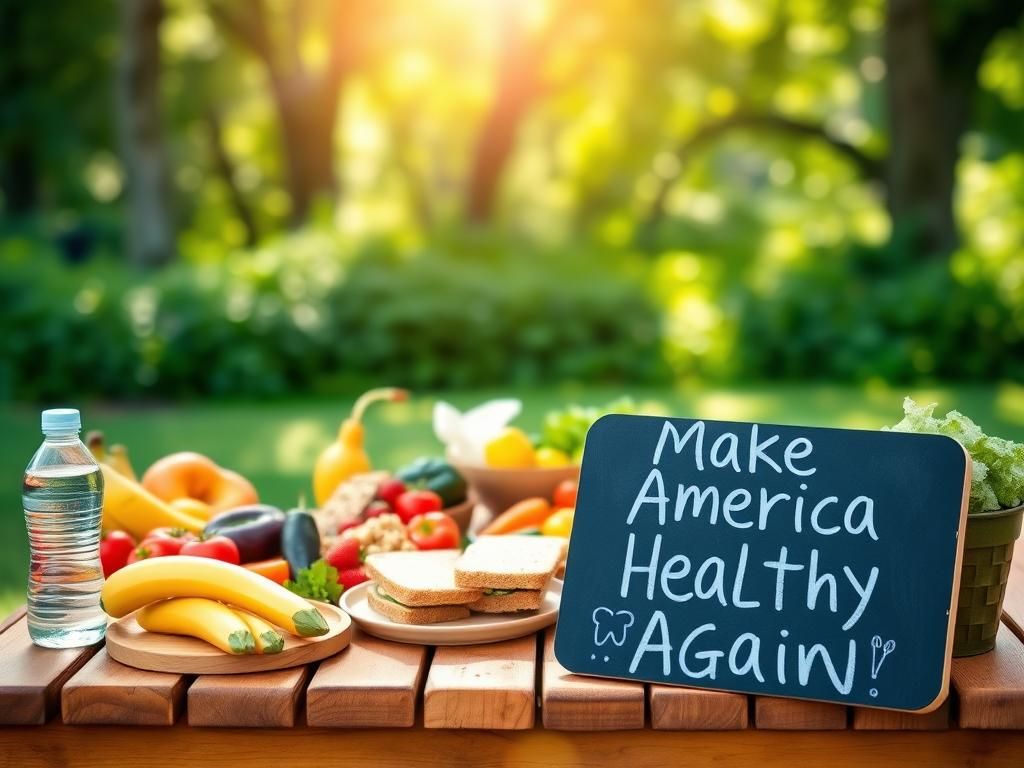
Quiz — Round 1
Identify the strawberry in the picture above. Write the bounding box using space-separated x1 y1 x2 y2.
337 566 370 590
325 538 363 571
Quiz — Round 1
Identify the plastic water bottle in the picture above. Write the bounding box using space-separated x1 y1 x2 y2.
22 408 106 648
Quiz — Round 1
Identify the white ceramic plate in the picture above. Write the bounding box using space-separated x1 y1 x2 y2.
341 579 562 645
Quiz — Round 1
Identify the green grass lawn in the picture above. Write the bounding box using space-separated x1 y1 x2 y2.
3 382 1024 617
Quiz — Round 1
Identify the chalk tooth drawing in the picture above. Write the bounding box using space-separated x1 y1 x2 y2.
592 607 635 647
870 635 896 680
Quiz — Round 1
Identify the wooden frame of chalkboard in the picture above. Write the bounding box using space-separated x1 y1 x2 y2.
554 414 970 713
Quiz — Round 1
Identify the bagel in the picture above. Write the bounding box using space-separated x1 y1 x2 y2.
142 451 259 515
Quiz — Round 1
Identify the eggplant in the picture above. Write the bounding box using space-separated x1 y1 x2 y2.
204 504 286 563
281 508 321 578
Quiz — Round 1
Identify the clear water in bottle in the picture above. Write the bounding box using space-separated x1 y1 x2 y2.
22 408 106 648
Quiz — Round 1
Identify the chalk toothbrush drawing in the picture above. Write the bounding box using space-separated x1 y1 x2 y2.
868 635 896 697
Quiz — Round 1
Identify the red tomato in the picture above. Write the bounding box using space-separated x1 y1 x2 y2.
375 478 407 508
553 479 578 509
181 535 241 565
394 490 443 524
143 527 197 555
127 537 181 564
406 512 460 550
100 531 135 577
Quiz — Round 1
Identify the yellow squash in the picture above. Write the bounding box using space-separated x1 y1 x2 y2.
313 387 408 506
99 463 206 538
100 555 329 637
137 597 255 655
233 609 285 654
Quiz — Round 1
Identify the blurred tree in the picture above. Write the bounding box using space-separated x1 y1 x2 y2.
885 0 1023 254
642 0 1024 255
0 0 117 227
117 0 175 267
207 0 382 226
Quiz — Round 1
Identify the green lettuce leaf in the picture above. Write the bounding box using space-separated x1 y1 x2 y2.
284 559 343 604
885 397 1024 513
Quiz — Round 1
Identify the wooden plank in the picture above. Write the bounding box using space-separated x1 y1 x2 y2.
851 699 950 730
5 723 1024 768
650 685 748 730
0 618 98 725
423 634 536 729
61 650 186 726
754 697 848 730
540 627 644 730
0 606 26 636
307 629 427 728
189 667 309 728
952 625 1024 729
1000 538 1024 640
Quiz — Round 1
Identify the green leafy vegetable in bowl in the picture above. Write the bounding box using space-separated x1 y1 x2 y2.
885 397 1024 514
541 397 640 460
285 558 343 604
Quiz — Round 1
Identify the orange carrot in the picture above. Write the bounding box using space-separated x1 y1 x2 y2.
481 498 554 535
243 557 290 585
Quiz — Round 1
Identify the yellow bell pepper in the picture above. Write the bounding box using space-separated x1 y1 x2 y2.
541 507 575 537
313 387 408 506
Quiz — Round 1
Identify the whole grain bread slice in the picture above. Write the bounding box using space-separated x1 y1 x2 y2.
454 535 566 590
364 549 482 607
367 588 470 625
467 590 543 613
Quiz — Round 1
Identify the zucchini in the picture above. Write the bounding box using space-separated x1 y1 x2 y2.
281 508 321 579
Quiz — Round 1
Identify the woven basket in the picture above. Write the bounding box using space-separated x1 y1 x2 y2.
953 503 1024 657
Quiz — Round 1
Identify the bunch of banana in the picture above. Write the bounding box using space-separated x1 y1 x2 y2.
86 430 137 480
102 556 329 654
137 599 284 655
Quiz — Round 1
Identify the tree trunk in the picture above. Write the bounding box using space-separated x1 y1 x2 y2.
272 75 340 226
464 7 538 224
884 0 961 256
116 0 174 267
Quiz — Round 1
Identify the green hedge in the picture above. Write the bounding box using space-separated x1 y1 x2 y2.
729 239 1024 382
2 230 1021 402
0 233 666 400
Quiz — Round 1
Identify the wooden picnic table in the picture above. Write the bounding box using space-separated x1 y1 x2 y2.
3 541 1024 768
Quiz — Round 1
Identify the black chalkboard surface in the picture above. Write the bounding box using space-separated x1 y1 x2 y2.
554 414 970 712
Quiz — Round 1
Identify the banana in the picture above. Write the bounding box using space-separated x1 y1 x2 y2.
233 609 284 654
137 598 255 655
101 556 329 637
100 463 205 539
108 444 137 482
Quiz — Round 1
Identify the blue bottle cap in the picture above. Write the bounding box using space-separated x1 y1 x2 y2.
41 408 82 433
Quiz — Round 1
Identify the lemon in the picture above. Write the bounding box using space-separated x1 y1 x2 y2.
484 427 536 468
535 447 570 468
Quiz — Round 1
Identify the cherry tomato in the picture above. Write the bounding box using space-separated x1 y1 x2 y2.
143 527 197 555
127 537 181 564
394 490 443 524
375 478 407 508
181 535 241 565
406 512 460 550
553 479 578 509
100 531 135 577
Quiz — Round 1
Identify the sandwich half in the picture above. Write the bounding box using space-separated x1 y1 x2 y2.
364 549 482 625
455 535 566 613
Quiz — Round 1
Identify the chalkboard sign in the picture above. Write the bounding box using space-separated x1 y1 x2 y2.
554 414 970 712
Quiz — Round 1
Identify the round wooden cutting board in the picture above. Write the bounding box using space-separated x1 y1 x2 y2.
105 602 351 674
